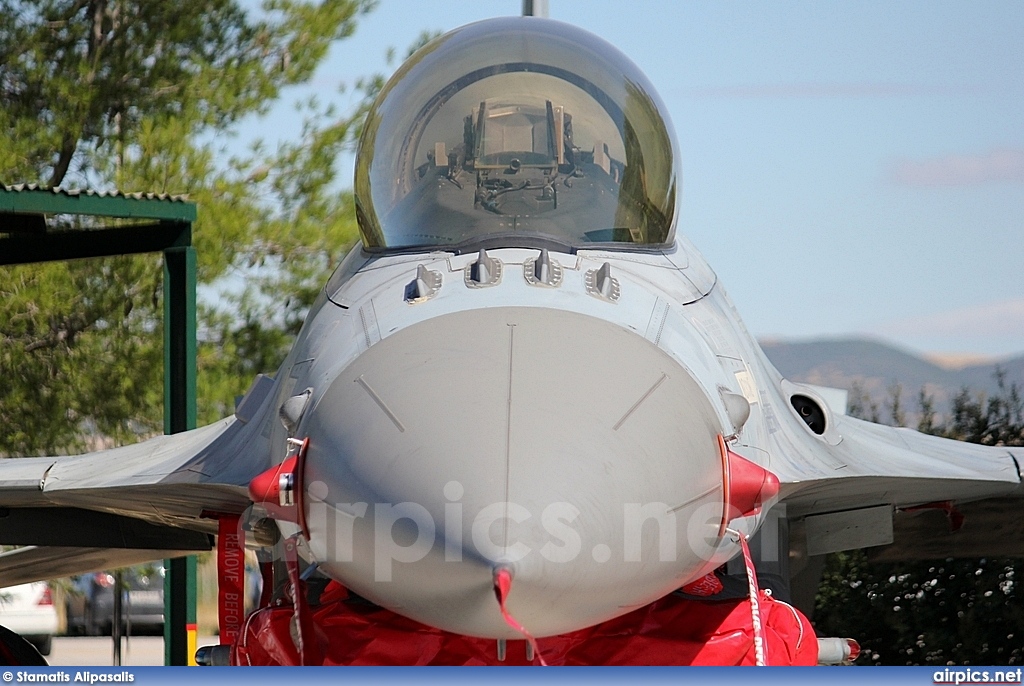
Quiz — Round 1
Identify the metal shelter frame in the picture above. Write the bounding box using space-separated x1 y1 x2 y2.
0 185 198 666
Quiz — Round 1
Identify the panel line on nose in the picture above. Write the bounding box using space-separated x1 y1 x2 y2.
503 323 516 548
355 374 406 432
613 373 668 431
667 483 720 513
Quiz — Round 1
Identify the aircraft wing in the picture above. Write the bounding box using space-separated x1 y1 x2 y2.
0 376 277 585
0 546 206 588
774 412 1024 559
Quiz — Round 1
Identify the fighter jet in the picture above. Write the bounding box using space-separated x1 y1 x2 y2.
1 16 1022 666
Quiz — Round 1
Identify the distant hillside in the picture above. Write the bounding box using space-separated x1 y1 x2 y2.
759 338 1024 421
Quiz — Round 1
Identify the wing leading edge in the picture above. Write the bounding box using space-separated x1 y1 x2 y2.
0 375 278 584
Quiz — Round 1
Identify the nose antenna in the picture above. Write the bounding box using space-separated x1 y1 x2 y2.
492 567 547 665
522 0 549 18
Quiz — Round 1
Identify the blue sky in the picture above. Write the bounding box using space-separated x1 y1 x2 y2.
240 1 1024 360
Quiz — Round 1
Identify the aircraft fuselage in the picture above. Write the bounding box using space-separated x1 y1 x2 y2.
262 240 794 638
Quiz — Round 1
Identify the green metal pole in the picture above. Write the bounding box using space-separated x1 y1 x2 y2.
162 243 197 666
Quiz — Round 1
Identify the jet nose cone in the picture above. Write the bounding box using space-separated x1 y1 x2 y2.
302 306 726 638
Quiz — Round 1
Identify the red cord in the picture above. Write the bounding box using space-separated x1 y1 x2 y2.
492 568 547 666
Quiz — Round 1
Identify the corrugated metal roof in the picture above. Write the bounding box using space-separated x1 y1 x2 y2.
0 184 196 222
2 183 190 203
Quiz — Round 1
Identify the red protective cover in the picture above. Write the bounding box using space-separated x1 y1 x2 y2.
233 583 817 666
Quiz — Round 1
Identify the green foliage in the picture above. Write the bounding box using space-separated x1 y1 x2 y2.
945 370 1024 447
817 551 1024 665
0 257 164 453
814 371 1024 665
848 380 881 423
0 0 373 187
0 0 382 455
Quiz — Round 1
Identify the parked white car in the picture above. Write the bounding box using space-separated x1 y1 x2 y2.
0 582 58 656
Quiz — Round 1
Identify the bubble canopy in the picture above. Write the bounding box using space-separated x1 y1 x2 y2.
354 17 680 253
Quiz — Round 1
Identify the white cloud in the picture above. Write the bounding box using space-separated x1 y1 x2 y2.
891 148 1024 187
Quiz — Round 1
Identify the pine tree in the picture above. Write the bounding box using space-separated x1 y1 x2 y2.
0 0 378 455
